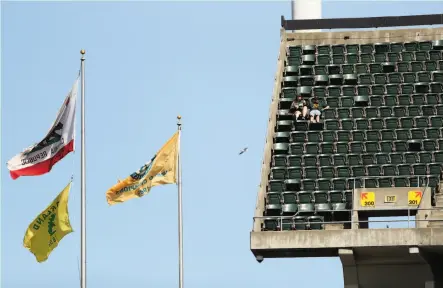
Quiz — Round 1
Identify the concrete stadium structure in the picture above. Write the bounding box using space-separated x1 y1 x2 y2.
251 14 443 288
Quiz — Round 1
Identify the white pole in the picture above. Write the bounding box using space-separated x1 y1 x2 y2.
177 115 183 288
80 49 87 288
292 0 322 32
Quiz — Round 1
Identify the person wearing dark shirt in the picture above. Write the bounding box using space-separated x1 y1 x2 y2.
289 95 308 120
309 98 329 123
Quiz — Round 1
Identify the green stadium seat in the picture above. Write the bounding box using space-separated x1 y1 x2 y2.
346 44 359 54
273 143 289 155
352 130 365 141
263 218 280 231
313 191 332 210
317 178 332 191
318 154 333 166
313 86 327 98
388 52 401 62
332 44 345 55
430 51 443 61
288 166 303 179
411 128 425 140
336 166 351 178
403 51 416 61
361 53 373 64
364 178 378 188
273 155 287 167
411 61 424 72
336 142 350 154
303 46 316 56
299 76 314 86
390 42 404 52
386 84 400 95
412 94 426 105
418 71 432 82
308 216 324 230
328 85 341 97
315 75 329 86
356 63 369 74
415 83 430 93
304 167 319 179
370 118 384 130
358 73 373 85
322 130 336 142
379 178 393 188
379 106 392 117
303 155 317 166
337 130 351 142
426 61 438 71
348 178 363 189
366 106 380 118
347 154 362 166
320 142 334 154
397 62 410 72
431 83 443 93
302 179 316 191
343 86 356 97
276 110 292 121
281 218 293 230
426 128 440 139
325 119 340 130
416 51 429 61
352 166 366 177
329 191 346 210
429 163 442 175
414 116 429 128
341 119 354 130
351 107 364 118
390 152 404 164
398 164 412 176
403 72 416 83
293 216 308 230
269 180 285 192
394 140 408 152
394 177 409 187
424 139 438 151
317 45 331 55
431 116 443 127
367 165 382 176
400 117 414 129
380 141 394 153
343 74 357 85
314 65 327 75
294 120 309 131
405 42 419 51
385 117 399 129
288 155 302 167
366 141 381 153
425 92 441 105
412 163 427 176
281 192 297 215
274 131 290 143
408 106 421 116
333 154 347 166
271 167 286 180
307 131 321 142
372 84 385 95
350 142 364 153
337 108 350 119
398 94 411 105
326 64 340 75
279 98 293 110
317 54 331 65
422 105 436 116
285 179 301 191
333 54 345 65
290 143 303 155
282 76 298 87
323 108 337 120
362 154 376 165
284 65 299 76
291 131 306 143
266 192 282 212
432 71 443 82
404 152 418 164
357 85 371 96
342 64 354 74
381 129 395 141
375 53 387 63
376 153 390 165
382 164 397 176
433 40 443 50
305 143 320 154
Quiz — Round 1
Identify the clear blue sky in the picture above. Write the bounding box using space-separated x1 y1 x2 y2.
2 1 442 287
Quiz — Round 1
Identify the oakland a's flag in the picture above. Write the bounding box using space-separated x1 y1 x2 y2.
106 132 179 205
23 182 73 263
7 79 78 179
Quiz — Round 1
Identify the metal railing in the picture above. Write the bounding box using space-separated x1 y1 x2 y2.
253 207 443 232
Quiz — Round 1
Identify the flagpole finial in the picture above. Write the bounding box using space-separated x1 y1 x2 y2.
177 115 182 129
80 50 86 55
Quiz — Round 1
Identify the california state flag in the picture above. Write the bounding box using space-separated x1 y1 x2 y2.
7 79 78 180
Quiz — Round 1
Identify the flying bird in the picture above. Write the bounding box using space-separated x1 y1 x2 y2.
239 147 248 155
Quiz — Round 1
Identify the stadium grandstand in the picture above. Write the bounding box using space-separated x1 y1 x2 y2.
250 3 443 287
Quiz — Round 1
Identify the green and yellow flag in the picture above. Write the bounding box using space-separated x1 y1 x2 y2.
106 131 179 205
23 182 73 263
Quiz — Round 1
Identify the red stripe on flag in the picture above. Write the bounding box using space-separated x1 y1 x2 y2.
9 140 74 180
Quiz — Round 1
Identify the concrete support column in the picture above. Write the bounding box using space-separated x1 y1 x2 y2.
339 249 359 288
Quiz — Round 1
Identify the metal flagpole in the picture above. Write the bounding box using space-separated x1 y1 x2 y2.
80 49 87 288
177 115 183 288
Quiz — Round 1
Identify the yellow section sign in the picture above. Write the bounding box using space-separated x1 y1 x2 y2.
360 192 375 207
408 191 422 206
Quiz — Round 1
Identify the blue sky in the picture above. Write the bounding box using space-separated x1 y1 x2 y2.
2 1 442 288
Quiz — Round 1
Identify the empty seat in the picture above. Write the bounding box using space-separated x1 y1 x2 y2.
313 191 332 212
287 166 303 179
376 153 390 164
337 131 352 142
382 164 397 176
271 167 286 180
318 154 333 166
303 155 317 166
287 155 302 166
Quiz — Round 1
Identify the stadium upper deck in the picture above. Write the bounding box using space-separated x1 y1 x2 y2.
251 13 443 288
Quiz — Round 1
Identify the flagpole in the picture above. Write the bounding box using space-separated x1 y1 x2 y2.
177 115 184 288
80 49 87 288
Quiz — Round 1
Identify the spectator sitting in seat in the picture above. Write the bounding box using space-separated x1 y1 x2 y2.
289 95 308 120
309 98 329 123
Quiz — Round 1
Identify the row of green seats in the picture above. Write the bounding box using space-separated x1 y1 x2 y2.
323 105 443 119
285 61 443 76
288 40 443 56
263 216 325 231
272 151 443 166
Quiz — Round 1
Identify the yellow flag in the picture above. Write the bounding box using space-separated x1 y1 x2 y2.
23 182 73 263
106 131 179 205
